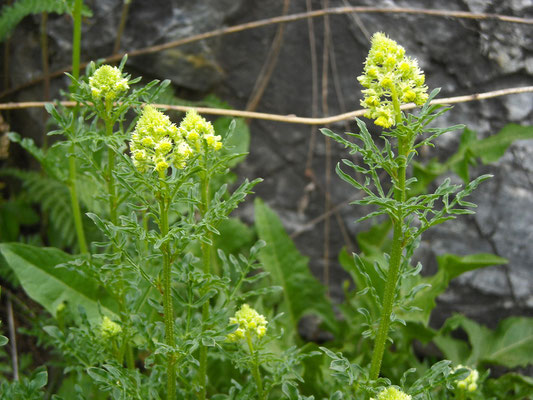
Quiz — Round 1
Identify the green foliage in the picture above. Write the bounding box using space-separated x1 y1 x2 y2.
402 253 508 326
435 314 533 368
485 373 533 400
0 195 39 242
407 360 469 398
0 243 118 323
0 0 91 42
2 29 533 400
254 197 338 340
1 168 76 248
0 367 48 399
414 124 533 187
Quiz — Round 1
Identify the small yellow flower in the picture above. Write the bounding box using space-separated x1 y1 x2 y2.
155 159 169 173
454 365 479 392
370 387 411 400
100 316 122 339
226 304 268 343
89 65 129 103
155 137 173 155
358 32 428 128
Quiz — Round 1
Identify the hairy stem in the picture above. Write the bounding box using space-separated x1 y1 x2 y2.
369 218 404 380
246 332 264 400
369 91 407 380
197 168 211 400
159 177 176 400
105 119 117 225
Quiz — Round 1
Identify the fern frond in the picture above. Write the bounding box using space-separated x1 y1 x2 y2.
1 168 76 249
0 0 68 42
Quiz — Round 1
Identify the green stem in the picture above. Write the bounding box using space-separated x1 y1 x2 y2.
105 119 117 225
369 90 407 380
40 11 50 149
71 0 82 81
197 167 211 400
159 177 176 400
246 332 264 400
104 113 135 368
368 219 403 380
67 0 87 254
68 147 88 253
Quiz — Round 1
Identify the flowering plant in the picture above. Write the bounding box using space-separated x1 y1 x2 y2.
2 30 531 400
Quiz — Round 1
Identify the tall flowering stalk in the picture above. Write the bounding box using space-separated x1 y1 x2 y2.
129 106 222 399
131 106 182 399
227 304 268 399
176 110 222 399
359 33 429 380
321 32 491 383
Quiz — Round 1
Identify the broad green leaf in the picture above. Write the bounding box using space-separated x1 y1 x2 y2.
467 316 533 368
472 124 533 164
0 243 118 323
432 332 470 364
415 124 533 188
254 198 338 339
435 314 533 368
450 128 478 182
401 253 507 325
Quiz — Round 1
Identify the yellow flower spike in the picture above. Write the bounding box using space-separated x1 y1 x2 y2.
89 65 129 103
226 304 268 343
130 105 195 172
370 387 411 400
178 109 222 152
100 316 122 339
358 32 428 128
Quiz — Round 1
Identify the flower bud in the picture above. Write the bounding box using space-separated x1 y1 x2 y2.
100 316 122 339
89 65 129 103
226 304 268 343
454 365 479 393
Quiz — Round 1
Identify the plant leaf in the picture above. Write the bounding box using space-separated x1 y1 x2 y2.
254 198 338 340
0 243 118 323
401 253 507 325
435 314 533 368
472 124 533 164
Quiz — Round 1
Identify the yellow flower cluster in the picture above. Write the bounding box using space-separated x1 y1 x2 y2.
454 365 479 392
358 32 428 128
100 316 122 339
226 304 267 343
89 65 129 103
130 107 222 173
178 109 222 152
371 387 411 400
